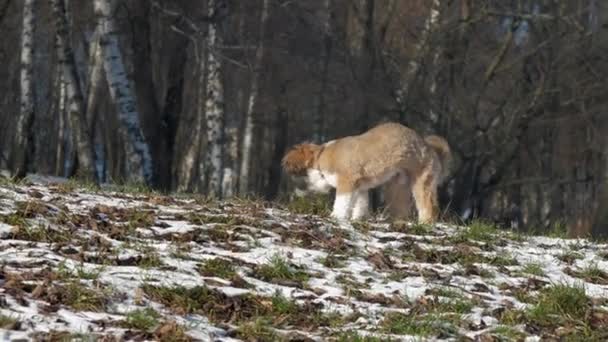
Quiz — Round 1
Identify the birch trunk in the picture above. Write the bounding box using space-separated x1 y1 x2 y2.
239 0 269 195
395 0 441 108
12 0 36 178
203 0 226 198
94 0 153 184
51 0 96 181
86 31 107 181
177 43 205 192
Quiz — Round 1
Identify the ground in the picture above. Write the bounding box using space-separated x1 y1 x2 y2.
0 176 607 341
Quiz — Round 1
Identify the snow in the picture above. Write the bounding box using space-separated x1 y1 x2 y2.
0 178 607 340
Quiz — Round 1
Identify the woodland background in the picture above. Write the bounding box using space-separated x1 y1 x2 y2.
1 0 607 237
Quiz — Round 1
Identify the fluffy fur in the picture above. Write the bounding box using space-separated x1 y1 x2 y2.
282 122 452 223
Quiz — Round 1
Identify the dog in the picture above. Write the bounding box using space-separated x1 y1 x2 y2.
281 122 451 223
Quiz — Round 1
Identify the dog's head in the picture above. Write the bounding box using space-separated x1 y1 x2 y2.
281 143 320 176
282 143 328 196
424 135 453 183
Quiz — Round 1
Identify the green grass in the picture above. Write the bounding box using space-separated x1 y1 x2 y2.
254 254 309 284
57 262 104 280
317 253 347 268
270 291 299 315
521 262 545 277
490 325 526 340
142 285 216 314
123 308 161 331
488 253 519 267
527 283 589 326
331 330 392 342
557 250 584 264
380 312 459 337
59 281 109 311
578 263 608 284
142 284 335 330
451 220 499 243
197 258 237 279
0 314 18 329
528 221 569 239
284 194 331 216
235 318 277 341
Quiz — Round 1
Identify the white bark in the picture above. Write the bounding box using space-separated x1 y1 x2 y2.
13 0 36 177
179 43 205 192
239 0 269 195
94 0 153 184
85 30 102 116
203 0 226 198
395 0 441 107
51 0 96 180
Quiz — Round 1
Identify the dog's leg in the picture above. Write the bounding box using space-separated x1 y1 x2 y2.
384 172 413 220
331 178 355 220
351 190 369 220
412 168 439 223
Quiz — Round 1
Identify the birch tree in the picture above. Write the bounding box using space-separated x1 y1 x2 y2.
51 0 96 181
12 0 36 178
177 43 205 192
202 0 226 198
94 0 153 184
395 0 441 109
239 0 270 195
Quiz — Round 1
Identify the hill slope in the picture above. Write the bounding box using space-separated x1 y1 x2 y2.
0 179 607 341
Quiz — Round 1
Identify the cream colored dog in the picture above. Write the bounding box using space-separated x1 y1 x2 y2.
282 122 451 223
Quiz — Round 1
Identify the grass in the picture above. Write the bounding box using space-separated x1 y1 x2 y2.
380 312 459 337
521 262 545 277
379 293 472 338
197 258 237 279
527 283 589 326
188 213 252 227
390 221 432 235
490 325 526 340
235 318 277 341
488 252 519 267
564 262 608 284
0 213 27 227
578 262 608 284
330 331 392 342
49 280 109 311
142 285 216 315
284 194 331 216
451 220 499 243
123 308 161 331
254 254 310 285
557 250 584 264
317 253 347 268
142 284 336 330
57 262 103 280
0 315 19 329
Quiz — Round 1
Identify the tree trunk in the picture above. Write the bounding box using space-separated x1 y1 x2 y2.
12 0 36 178
239 0 269 195
94 0 153 184
203 0 226 198
313 0 332 143
51 0 96 181
177 42 205 192
395 0 441 112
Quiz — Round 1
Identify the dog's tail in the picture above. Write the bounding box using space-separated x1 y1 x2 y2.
424 135 452 180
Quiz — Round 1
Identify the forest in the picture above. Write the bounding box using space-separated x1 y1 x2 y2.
1 0 607 237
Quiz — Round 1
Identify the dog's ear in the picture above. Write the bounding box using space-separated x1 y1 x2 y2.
282 143 318 176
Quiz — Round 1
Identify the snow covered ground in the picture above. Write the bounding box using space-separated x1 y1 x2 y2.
0 178 607 341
